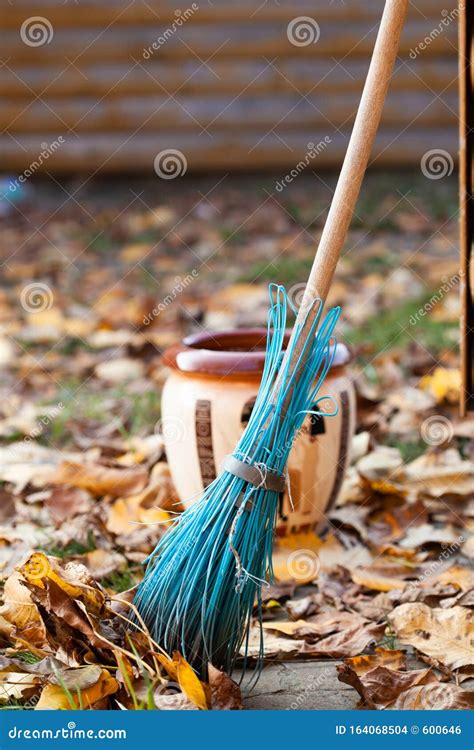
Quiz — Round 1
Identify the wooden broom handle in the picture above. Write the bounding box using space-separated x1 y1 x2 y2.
297 0 409 321
272 0 409 417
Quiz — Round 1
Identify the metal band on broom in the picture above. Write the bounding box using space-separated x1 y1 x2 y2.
135 0 409 678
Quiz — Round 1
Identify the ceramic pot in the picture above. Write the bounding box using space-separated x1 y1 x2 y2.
161 329 355 535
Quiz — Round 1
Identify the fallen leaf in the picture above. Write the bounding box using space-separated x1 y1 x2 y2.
35 668 117 710
338 663 437 709
53 461 148 498
420 368 460 404
391 682 474 710
342 648 407 676
46 487 92 525
175 654 209 711
0 572 48 650
208 664 242 710
389 603 474 670
83 549 127 580
300 622 385 658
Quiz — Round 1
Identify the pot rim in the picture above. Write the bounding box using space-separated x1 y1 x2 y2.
163 328 352 378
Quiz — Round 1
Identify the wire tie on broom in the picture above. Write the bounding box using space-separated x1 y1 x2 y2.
222 455 286 498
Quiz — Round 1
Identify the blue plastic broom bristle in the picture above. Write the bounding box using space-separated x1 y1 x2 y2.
134 284 340 678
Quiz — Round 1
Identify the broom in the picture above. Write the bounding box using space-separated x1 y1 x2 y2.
135 0 409 678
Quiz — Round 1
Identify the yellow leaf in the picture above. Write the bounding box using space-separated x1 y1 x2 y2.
175 654 208 710
35 669 118 710
19 552 106 615
420 367 460 404
156 653 178 682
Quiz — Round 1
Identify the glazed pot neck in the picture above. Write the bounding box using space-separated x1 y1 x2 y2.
163 328 352 378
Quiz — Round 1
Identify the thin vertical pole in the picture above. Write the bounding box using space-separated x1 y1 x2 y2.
459 0 473 414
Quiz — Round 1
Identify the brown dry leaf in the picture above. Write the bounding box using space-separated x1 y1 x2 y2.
399 523 461 550
436 565 474 592
0 443 78 493
263 619 322 639
367 499 428 546
338 662 438 709
35 668 118 710
83 549 127 580
389 604 474 670
300 622 385 658
285 593 323 621
53 460 148 498
328 506 370 541
390 683 474 710
265 610 371 642
342 648 407 676
403 450 474 498
243 628 304 660
357 447 405 495
351 564 415 592
46 487 92 525
0 672 41 703
175 653 209 711
461 537 474 561
208 664 242 710
0 571 48 650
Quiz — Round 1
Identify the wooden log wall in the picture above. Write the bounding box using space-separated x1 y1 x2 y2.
1 0 460 172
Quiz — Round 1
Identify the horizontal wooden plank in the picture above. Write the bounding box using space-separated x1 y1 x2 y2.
0 129 458 172
3 0 456 28
1 91 458 133
0 59 459 99
3 20 457 64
